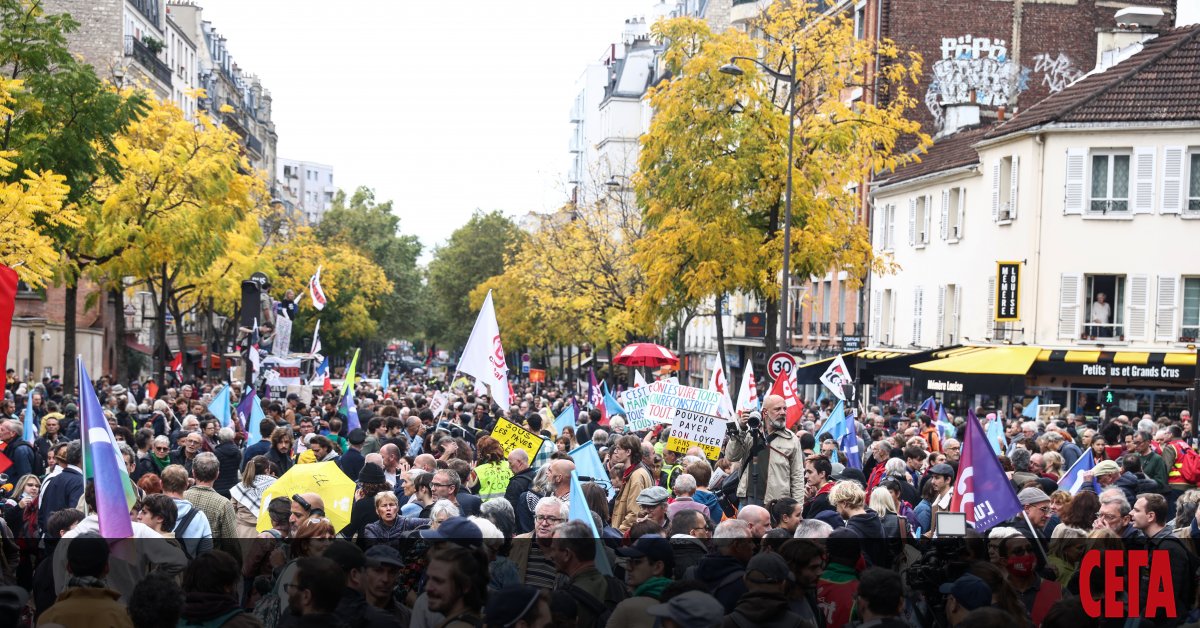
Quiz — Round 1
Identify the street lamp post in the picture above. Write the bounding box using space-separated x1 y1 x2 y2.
720 51 798 353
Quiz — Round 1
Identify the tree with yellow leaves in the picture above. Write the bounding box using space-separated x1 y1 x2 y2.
635 3 930 360
0 76 73 287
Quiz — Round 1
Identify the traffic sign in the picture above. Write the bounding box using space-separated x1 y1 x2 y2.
521 353 531 374
768 352 796 380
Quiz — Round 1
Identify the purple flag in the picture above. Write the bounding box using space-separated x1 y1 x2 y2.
588 368 602 409
78 358 134 538
950 409 1022 532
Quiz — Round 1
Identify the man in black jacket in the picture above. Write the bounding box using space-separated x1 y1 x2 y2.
211 428 242 498
505 449 537 533
39 441 84 532
339 429 367 482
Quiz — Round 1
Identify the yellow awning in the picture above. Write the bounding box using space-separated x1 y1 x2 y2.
912 345 1043 375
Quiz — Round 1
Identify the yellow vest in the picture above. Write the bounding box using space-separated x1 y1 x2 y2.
476 460 513 502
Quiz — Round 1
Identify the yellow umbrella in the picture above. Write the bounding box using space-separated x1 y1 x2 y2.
256 460 355 533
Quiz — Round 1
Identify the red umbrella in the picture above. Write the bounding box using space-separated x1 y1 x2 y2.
613 343 680 368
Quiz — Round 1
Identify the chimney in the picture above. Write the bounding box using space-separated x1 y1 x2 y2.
940 102 981 137
1095 7 1163 72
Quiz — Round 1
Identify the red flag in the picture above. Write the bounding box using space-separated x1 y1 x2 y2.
0 448 11 475
0 266 17 375
145 381 159 400
769 375 804 430
322 374 332 393
169 352 183 380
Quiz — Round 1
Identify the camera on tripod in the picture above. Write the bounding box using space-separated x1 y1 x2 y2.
745 410 762 431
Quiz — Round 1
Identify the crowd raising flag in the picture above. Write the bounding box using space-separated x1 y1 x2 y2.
308 265 327 310
380 363 390 393
456 290 511 411
78 357 135 538
816 401 861 468
1022 396 1040 419
0 265 16 374
601 383 626 420
207 384 232 428
633 370 648 388
568 470 612 576
735 360 759 414
709 361 735 418
569 441 614 498
985 413 1008 456
950 409 1023 531
310 356 331 391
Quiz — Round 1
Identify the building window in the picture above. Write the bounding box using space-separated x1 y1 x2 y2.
912 195 931 247
1189 152 1200 212
853 1 867 40
882 203 896 250
1084 274 1125 339
1182 277 1200 342
946 187 965 241
1090 152 1130 213
881 289 894 346
993 156 1017 222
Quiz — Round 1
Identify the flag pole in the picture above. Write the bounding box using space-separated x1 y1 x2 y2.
1020 510 1049 564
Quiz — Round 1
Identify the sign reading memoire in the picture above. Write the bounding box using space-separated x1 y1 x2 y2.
995 261 1021 322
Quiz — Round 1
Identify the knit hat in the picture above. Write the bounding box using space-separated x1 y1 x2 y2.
358 462 385 485
746 552 795 584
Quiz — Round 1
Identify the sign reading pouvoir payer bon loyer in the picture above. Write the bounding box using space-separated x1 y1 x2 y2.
666 408 727 460
632 383 724 432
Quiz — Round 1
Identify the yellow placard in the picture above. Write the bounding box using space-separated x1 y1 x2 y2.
490 416 546 462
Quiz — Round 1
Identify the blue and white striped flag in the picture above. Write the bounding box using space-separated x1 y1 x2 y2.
1057 448 1100 495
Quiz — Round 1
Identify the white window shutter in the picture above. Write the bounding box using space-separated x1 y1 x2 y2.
1064 148 1086 215
936 285 946 345
953 286 963 343
912 286 924 346
923 195 933 244
1127 274 1149 340
889 204 897 249
1155 275 1179 341
986 276 996 340
1162 146 1184 214
956 189 966 239
1133 147 1155 214
871 289 882 344
1058 273 1082 339
872 206 882 248
940 190 949 240
908 198 916 246
1009 154 1020 220
991 161 1002 221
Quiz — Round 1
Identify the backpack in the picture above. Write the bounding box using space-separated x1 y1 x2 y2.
174 506 202 560
564 575 626 628
1175 442 1200 484
11 441 44 478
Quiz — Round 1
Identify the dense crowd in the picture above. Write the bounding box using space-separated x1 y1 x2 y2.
1 366 1199 627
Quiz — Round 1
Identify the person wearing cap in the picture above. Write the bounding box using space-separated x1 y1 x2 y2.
940 573 993 627
803 454 836 519
338 428 367 482
634 486 669 532
645 590 725 628
360 545 413 626
721 552 802 628
608 536 675 627
925 462 954 524
484 585 550 628
1083 459 1142 506
1012 487 1052 545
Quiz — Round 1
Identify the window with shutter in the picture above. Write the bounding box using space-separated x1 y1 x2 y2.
1189 152 1200 213
1181 278 1200 342
1089 151 1132 214
885 204 896 250
1009 155 1020 220
1162 146 1184 214
1156 276 1179 341
872 206 882 248
940 190 949 240
1127 275 1149 340
955 188 966 239
952 285 962 344
1064 148 1086 215
908 199 917 246
986 276 996 340
923 195 933 244
1132 147 1155 214
912 287 924 346
991 161 1002 222
871 289 882 344
936 285 946 345
1058 274 1082 339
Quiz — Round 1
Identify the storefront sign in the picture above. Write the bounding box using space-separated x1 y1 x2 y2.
926 379 966 392
995 261 1021 322
745 312 766 337
1069 363 1183 380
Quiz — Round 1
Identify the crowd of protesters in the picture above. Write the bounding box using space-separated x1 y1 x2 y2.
1 365 1200 627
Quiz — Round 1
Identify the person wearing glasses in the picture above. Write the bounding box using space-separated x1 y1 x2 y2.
1012 487 1053 549
282 556 346 626
508 497 567 590
987 527 1062 625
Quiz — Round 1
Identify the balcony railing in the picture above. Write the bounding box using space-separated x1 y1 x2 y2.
818 322 831 337
128 0 160 27
245 133 263 156
124 36 172 87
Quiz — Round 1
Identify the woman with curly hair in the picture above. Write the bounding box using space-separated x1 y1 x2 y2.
474 436 512 503
1057 490 1100 530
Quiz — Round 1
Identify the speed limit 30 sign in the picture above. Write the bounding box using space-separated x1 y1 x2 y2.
768 352 796 380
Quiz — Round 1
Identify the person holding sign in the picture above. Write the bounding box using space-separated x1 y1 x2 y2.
726 395 805 508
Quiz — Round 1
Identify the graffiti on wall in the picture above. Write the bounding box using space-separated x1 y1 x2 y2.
925 34 1084 127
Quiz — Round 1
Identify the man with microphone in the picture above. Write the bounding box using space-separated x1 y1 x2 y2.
726 394 805 508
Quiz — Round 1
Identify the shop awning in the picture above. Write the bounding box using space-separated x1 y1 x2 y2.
794 351 865 385
910 345 1043 394
1031 349 1195 382
124 339 153 355
860 345 962 380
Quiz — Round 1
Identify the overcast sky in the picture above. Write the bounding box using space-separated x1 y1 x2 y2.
192 0 654 261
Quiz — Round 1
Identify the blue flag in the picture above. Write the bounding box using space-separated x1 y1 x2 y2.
1057 449 1100 495
569 441 614 498
208 384 231 428
78 359 135 538
817 401 848 465
602 389 626 417
22 390 35 445
985 415 1007 456
238 391 268 446
553 404 576 437
954 409 1022 531
1022 397 1040 419
380 364 390 392
568 470 612 576
841 416 862 469
918 396 938 419
341 388 361 431
936 405 956 439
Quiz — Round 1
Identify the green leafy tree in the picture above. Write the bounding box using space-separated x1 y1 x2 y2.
425 210 524 348
317 187 423 341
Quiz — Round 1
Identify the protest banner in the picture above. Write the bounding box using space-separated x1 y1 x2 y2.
491 416 547 462
619 381 661 429
429 391 449 418
263 357 303 387
529 368 546 383
272 315 292 357
633 382 723 432
666 408 726 460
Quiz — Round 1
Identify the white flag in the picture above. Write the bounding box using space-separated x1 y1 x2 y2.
735 360 759 414
456 290 511 411
819 354 853 401
708 359 735 418
308 266 327 311
634 370 648 388
310 319 322 356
